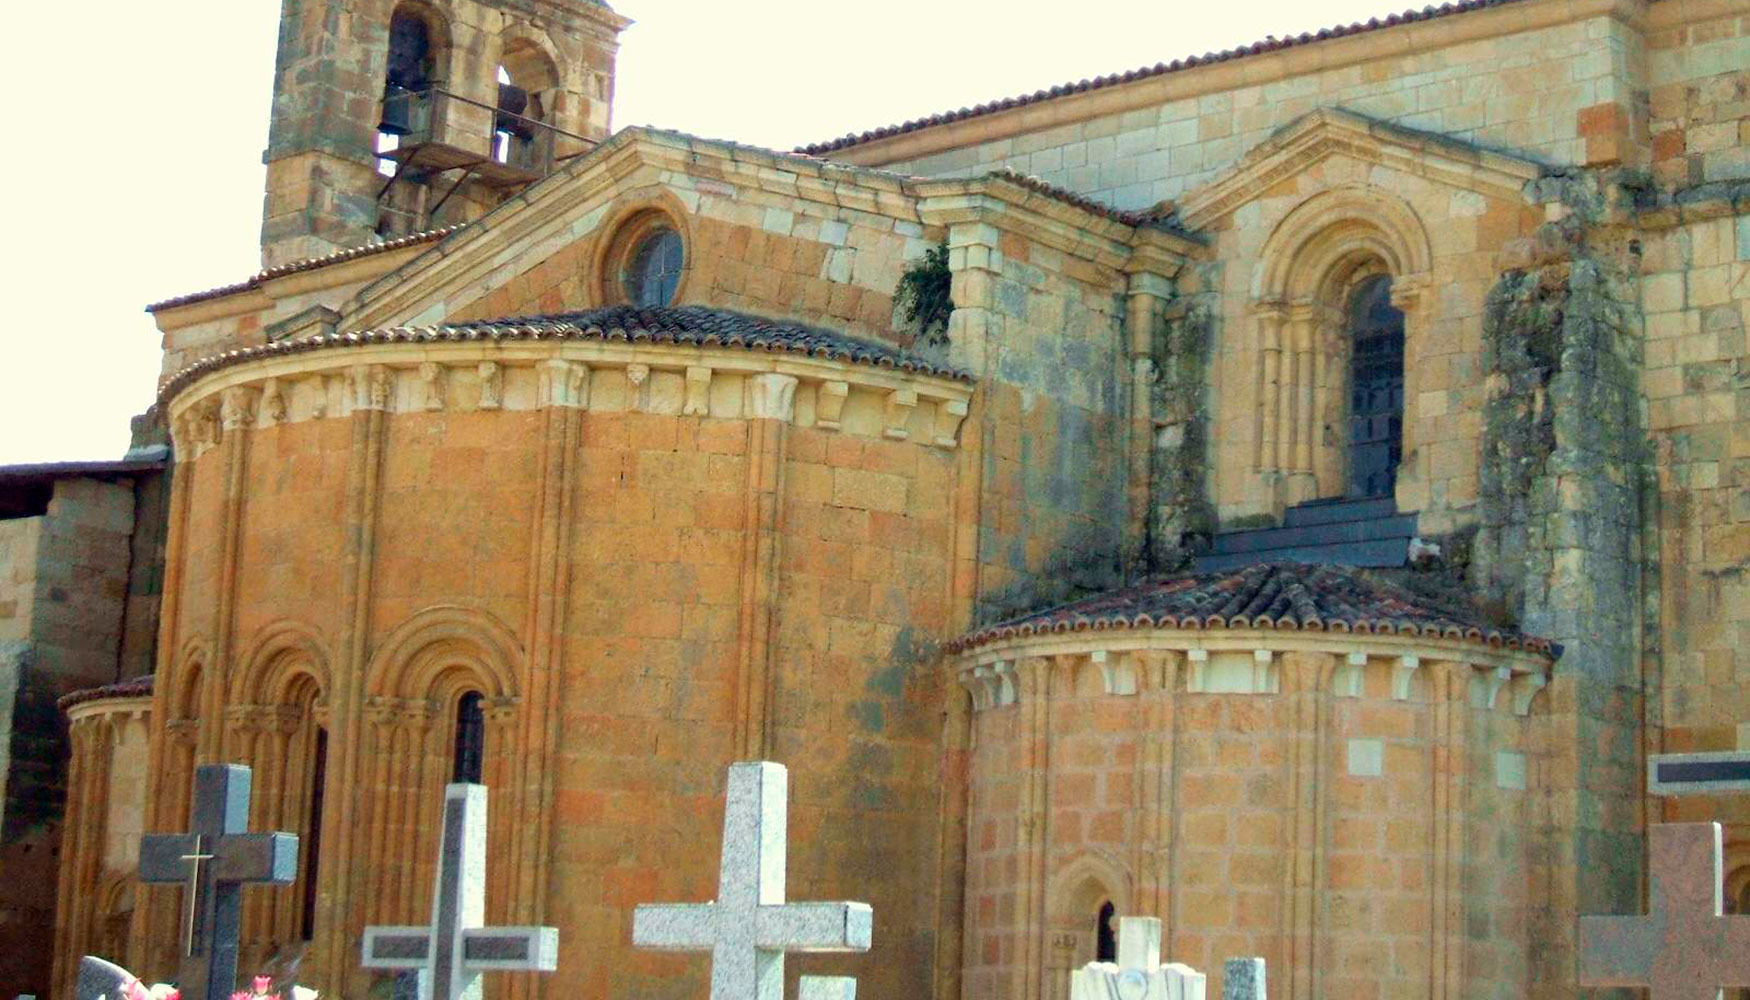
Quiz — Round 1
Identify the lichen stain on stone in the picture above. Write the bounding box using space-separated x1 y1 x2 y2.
847 700 885 734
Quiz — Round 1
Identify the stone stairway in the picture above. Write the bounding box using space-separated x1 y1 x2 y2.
1192 496 1418 572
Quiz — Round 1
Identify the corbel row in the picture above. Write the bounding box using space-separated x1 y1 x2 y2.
171 356 972 458
958 646 1549 716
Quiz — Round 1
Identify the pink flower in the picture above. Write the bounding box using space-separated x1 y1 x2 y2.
253 978 274 995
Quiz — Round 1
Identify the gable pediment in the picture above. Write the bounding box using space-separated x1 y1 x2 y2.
1178 107 1545 232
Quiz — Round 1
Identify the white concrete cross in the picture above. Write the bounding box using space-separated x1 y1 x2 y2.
360 784 559 1000
1070 917 1205 1000
633 761 873 1000
1648 752 1750 796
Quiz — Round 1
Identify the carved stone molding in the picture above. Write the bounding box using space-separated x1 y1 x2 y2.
477 361 503 410
420 362 447 411
883 388 918 440
816 380 849 430
747 372 798 421
682 366 711 416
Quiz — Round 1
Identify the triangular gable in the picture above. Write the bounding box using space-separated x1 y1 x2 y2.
1178 107 1545 232
338 127 929 332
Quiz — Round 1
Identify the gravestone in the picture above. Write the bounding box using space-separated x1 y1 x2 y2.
1579 822 1750 1000
137 764 299 1000
796 977 856 1000
1221 958 1265 1000
361 783 559 1000
75 956 175 1000
1069 916 1205 1000
633 761 873 1000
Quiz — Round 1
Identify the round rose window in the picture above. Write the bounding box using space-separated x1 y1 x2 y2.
624 229 684 307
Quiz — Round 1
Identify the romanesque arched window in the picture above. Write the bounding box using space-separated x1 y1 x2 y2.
492 40 559 172
1345 274 1405 499
378 5 446 177
453 691 486 784
1095 900 1117 963
300 726 328 941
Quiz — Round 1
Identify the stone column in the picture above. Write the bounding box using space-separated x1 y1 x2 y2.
1278 650 1335 1000
1013 656 1055 1000
1251 300 1288 479
1427 659 1471 1000
735 373 796 759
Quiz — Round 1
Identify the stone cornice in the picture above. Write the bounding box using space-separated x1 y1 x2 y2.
1179 107 1546 231
65 694 154 725
164 338 975 461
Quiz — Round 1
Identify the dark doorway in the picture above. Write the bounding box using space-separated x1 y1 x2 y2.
1346 274 1405 499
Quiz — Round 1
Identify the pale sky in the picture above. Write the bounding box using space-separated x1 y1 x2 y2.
0 0 1414 465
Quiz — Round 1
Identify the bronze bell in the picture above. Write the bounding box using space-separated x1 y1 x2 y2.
379 85 414 136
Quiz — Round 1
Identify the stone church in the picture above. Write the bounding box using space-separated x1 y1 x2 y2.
14 0 1747 996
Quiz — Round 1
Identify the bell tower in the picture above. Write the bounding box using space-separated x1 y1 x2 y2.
260 0 629 268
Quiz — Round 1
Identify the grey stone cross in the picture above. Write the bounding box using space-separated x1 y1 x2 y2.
360 784 559 1000
1649 752 1750 796
633 761 873 1000
138 764 298 1000
1579 822 1750 1000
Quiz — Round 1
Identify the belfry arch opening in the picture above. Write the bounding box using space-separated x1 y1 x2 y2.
493 41 560 171
377 4 448 177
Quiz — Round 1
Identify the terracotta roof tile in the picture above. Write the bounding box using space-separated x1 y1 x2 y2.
146 225 468 313
950 562 1558 656
159 304 969 403
988 169 1185 231
59 674 154 711
797 0 1530 156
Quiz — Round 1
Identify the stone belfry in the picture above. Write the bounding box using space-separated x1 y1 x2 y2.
260 0 629 268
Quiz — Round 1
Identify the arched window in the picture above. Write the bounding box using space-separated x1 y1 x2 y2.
301 727 328 940
378 7 441 177
492 40 559 172
453 691 486 784
1095 900 1117 963
1345 274 1405 499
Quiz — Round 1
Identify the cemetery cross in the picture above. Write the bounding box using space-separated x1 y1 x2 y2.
633 761 873 1000
137 764 299 1000
360 783 559 1000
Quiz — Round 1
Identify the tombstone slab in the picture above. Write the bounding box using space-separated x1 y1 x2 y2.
633 762 872 1000
1070 916 1205 1000
1579 822 1750 1000
797 977 857 1000
1221 958 1266 1000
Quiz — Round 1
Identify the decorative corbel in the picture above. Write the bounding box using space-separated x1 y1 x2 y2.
1510 672 1549 716
1391 654 1421 701
683 366 712 416
883 388 918 440
1253 648 1280 694
309 376 329 419
1095 650 1138 696
1333 652 1366 698
933 398 969 448
220 386 257 432
420 362 447 411
1186 648 1209 693
1470 666 1513 710
477 361 503 410
624 363 650 411
258 379 285 426
959 667 990 711
747 373 798 421
993 660 1019 706
816 381 849 430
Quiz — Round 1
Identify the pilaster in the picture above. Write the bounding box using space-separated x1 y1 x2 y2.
735 374 797 758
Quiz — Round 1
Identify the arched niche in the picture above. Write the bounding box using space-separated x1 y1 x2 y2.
1044 854 1132 999
1245 186 1433 512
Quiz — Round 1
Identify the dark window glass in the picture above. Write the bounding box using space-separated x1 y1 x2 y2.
625 230 684 307
1096 900 1117 962
301 727 328 941
1345 274 1405 499
454 691 485 784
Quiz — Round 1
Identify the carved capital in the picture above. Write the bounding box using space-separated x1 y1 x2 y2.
747 373 798 421
538 360 590 409
882 388 917 440
351 365 391 411
259 379 286 426
815 381 849 431
220 386 258 431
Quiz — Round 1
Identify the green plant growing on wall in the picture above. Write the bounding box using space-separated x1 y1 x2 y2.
895 242 954 345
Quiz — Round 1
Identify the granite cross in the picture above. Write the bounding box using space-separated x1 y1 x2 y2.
632 761 873 1000
360 783 559 1000
1579 822 1750 1000
1648 752 1750 796
138 764 298 1000
1070 917 1205 1000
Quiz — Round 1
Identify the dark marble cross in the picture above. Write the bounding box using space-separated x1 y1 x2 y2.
1649 752 1750 796
360 784 558 1000
1579 822 1750 1000
138 764 298 1000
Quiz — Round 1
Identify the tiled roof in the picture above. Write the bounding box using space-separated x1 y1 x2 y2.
146 225 467 313
159 304 969 402
59 674 155 711
797 0 1529 155
988 169 1185 230
950 562 1558 656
